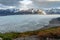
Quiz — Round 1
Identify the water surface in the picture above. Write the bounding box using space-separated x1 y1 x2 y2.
0 15 60 33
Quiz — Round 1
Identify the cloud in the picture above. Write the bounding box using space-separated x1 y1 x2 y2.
47 0 60 1
0 0 22 9
32 0 60 2
19 0 34 10
31 0 60 8
0 0 60 9
0 0 22 6
0 4 16 9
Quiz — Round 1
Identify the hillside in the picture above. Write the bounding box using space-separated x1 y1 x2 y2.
0 26 60 40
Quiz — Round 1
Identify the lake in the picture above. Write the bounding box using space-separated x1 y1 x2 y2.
0 15 60 33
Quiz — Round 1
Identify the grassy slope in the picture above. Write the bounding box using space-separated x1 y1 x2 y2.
0 26 60 40
37 26 60 37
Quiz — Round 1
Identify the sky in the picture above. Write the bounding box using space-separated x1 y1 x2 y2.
0 0 60 9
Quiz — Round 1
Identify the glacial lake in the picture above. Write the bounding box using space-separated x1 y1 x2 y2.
0 15 60 33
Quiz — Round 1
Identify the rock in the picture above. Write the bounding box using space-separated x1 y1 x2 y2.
42 17 60 29
48 17 60 27
37 9 46 15
0 38 2 40
13 35 40 40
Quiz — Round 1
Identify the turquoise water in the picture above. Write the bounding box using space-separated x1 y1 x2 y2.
0 15 60 33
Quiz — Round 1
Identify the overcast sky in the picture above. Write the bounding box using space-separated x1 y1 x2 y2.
0 0 60 9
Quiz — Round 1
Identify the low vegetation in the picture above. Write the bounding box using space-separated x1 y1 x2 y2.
0 26 60 40
38 27 60 38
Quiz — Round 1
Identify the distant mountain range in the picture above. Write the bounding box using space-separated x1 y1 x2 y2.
0 8 60 16
0 9 37 16
45 8 60 14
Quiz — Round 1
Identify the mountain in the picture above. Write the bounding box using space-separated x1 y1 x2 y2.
0 9 21 16
0 8 60 16
0 8 38 16
45 8 60 14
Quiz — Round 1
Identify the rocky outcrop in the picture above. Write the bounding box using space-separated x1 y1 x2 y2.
48 17 60 27
41 17 60 29
14 35 40 40
37 10 46 15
